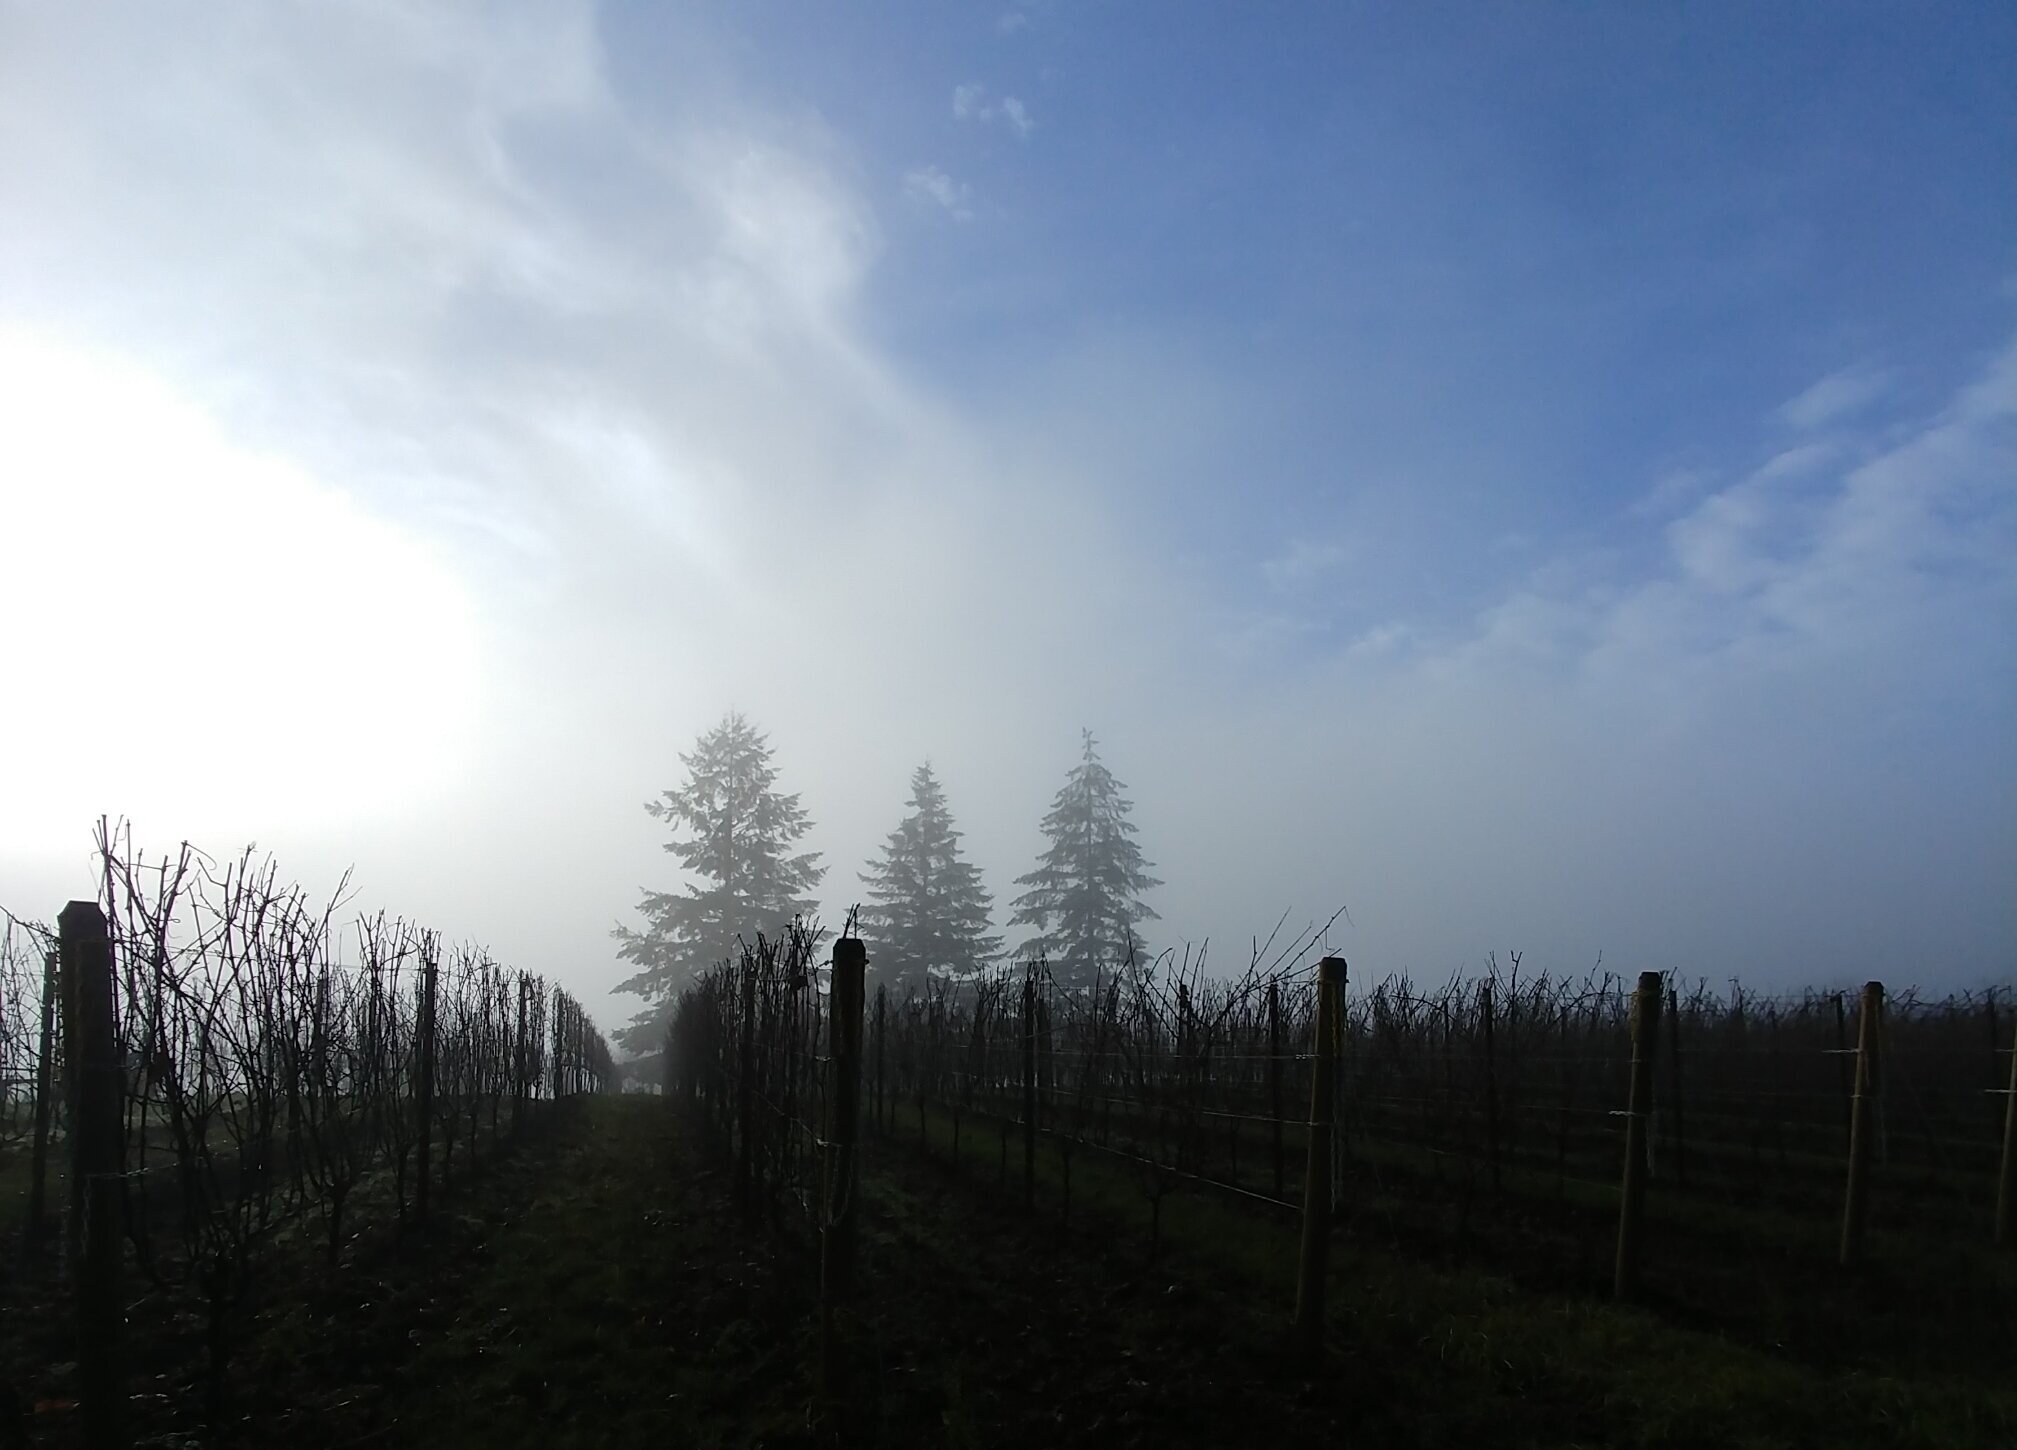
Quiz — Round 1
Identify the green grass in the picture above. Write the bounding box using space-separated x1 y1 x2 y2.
12 1095 2007 1447
243 1098 819 1448
879 1094 2017 1447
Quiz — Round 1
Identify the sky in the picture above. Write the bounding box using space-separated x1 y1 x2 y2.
1 1 2013 1039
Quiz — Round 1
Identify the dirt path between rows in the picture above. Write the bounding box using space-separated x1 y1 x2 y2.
239 1097 1352 1449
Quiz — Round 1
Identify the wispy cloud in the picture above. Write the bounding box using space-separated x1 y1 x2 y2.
902 165 972 221
1779 363 1891 431
1630 466 1715 520
1524 340 2013 681
952 81 1034 138
0 1 2008 1022
1262 538 1350 591
0 1 1177 1020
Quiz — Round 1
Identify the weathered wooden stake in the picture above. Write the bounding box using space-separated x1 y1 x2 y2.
1666 985 1688 1191
512 974 530 1137
1022 974 1038 1213
1480 979 1502 1197
1269 980 1285 1199
821 938 866 1398
1839 980 1883 1266
1993 1013 2015 1248
1293 956 1345 1356
26 948 58 1246
735 957 757 1214
414 941 438 1227
1613 971 1662 1302
874 984 887 1136
60 901 123 1450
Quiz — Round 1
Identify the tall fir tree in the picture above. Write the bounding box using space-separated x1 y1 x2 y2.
1010 730 1161 991
613 712 823 1053
859 762 1002 994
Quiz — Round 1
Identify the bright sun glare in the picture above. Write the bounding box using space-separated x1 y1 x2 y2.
0 328 481 843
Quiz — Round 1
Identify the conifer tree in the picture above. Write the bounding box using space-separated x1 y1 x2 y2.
613 712 823 1052
1010 730 1161 991
860 762 1001 993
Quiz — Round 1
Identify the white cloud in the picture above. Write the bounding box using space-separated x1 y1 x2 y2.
1779 363 1891 431
0 2 1172 1026
1579 341 2015 692
1750 440 1839 481
902 165 973 220
1630 465 1714 520
0 328 481 838
1204 341 2017 988
1262 538 1351 591
0 1 2007 1034
951 81 1033 138
996 12 1030 36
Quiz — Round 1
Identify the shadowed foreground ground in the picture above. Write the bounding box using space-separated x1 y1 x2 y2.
24 1094 2008 1448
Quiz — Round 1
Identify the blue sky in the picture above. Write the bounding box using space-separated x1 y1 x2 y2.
616 1 2017 645
0 2 2011 1022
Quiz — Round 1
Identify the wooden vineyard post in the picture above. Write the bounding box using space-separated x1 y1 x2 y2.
25 948 58 1247
1022 974 1038 1214
1038 993 1055 1140
512 974 530 1137
874 984 887 1136
414 941 439 1228
1840 981 1883 1266
1269 980 1285 1199
821 938 866 1400
60 902 123 1450
1480 979 1502 1196
1994 1009 2016 1247
1293 956 1344 1357
734 957 757 1213
549 999 562 1101
1666 985 1688 1191
1613 971 1663 1302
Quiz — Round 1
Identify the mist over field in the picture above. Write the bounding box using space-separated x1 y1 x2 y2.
2 1 2012 1042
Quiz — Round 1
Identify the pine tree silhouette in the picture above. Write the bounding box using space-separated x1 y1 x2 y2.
612 712 823 1052
859 762 1002 994
1010 730 1161 991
